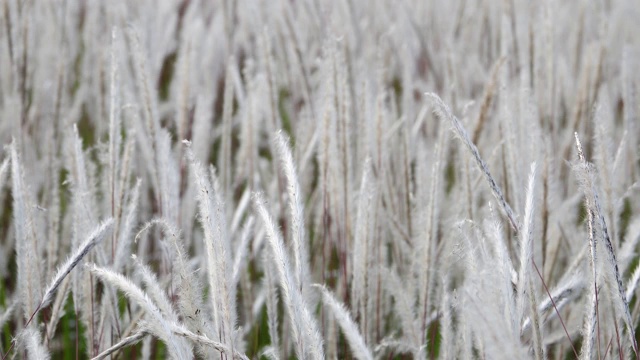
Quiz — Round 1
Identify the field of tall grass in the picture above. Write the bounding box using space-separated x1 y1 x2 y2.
1 0 640 359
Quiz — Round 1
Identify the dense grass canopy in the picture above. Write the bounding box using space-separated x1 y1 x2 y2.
0 1 640 359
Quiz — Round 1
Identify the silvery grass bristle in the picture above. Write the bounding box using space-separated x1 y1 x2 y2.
10 140 42 320
138 217 217 356
274 130 310 298
518 163 537 312
108 26 121 254
518 163 545 360
91 331 147 360
253 192 324 360
41 219 114 309
439 279 454 359
263 250 281 355
19 326 50 360
185 140 235 355
0 219 113 358
88 264 194 360
113 179 142 272
314 284 373 360
352 157 375 339
425 92 520 235
131 254 180 324
414 127 447 341
380 267 421 356
575 132 639 357
575 133 601 360
127 26 163 205
521 274 585 333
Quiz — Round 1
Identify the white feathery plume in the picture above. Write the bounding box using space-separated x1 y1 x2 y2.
45 276 72 345
575 133 600 360
113 179 141 272
132 254 179 323
593 103 617 245
70 124 97 232
380 267 420 355
263 250 280 352
127 26 162 207
619 215 640 274
517 163 537 337
461 224 528 359
416 129 446 341
220 58 235 195
146 217 217 355
439 280 454 360
426 92 519 234
352 157 374 338
68 124 98 338
483 205 518 329
157 129 180 223
253 192 324 360
0 300 16 331
88 264 193 359
185 141 235 353
10 140 42 320
41 219 114 308
315 284 373 360
91 330 147 360
108 27 121 261
20 326 50 360
236 70 259 186
274 131 310 297
259 346 280 360
133 218 212 338
230 188 251 235
171 323 250 360
232 216 254 285
626 264 640 302
175 37 191 145
528 270 544 360
44 161 61 281
191 92 215 170
142 336 152 360
521 275 585 333
575 132 638 357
